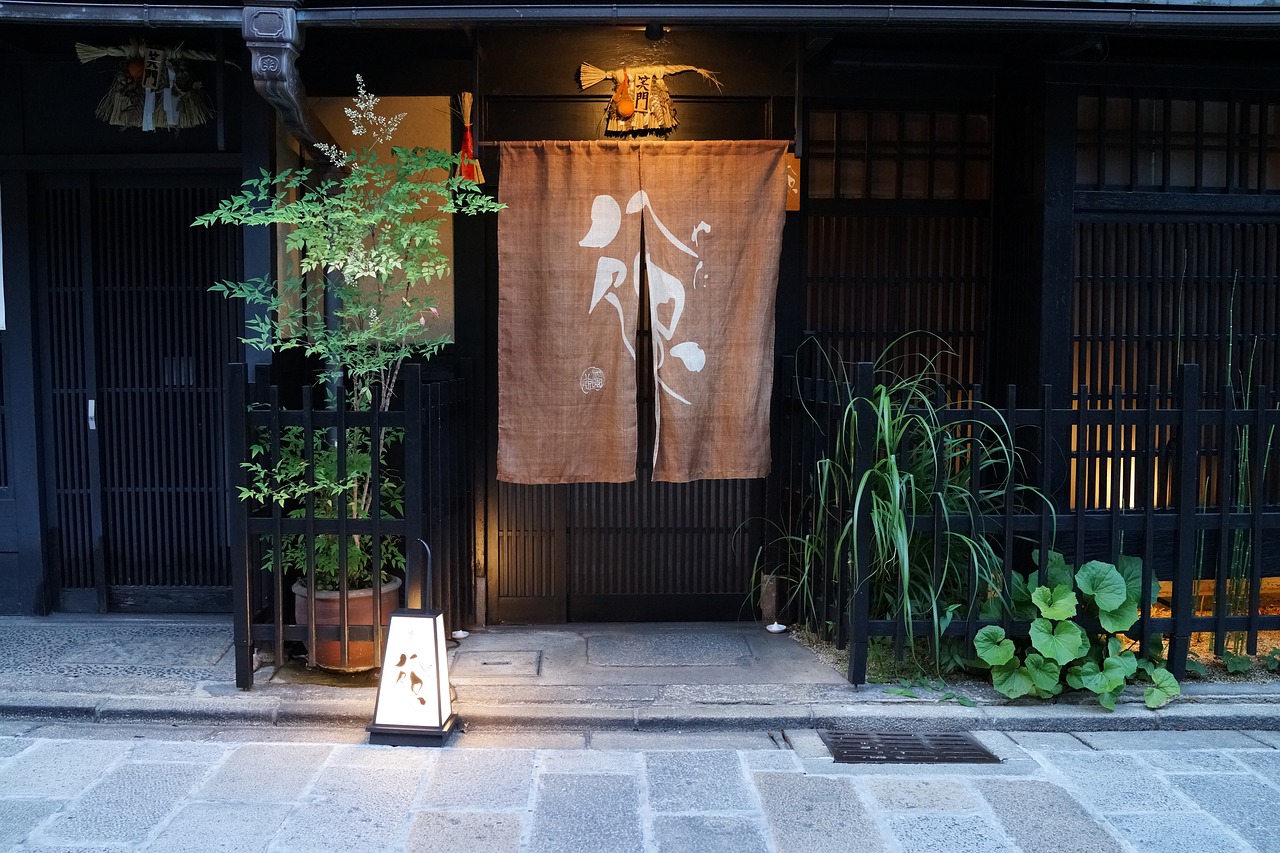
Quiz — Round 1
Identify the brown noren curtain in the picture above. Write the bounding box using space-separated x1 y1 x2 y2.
498 140 787 484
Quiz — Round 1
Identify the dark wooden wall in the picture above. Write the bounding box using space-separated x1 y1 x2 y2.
0 23 254 614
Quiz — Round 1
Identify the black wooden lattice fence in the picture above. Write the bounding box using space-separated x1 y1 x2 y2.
226 361 475 689
776 359 1280 684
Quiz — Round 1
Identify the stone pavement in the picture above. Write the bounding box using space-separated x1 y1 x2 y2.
2 614 1280 851
1 721 1279 852
1 613 1279 733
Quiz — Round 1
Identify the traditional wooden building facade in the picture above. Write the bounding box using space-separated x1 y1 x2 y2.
1 1 1278 624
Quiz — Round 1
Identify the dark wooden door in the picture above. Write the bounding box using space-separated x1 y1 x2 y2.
35 172 241 612
494 310 764 623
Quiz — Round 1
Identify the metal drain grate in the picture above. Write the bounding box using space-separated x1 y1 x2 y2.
818 731 1000 765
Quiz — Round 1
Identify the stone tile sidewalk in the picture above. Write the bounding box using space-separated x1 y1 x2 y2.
1 723 1279 852
2 614 1280 733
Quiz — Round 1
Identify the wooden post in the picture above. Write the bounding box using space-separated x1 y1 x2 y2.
225 363 254 689
1171 364 1201 678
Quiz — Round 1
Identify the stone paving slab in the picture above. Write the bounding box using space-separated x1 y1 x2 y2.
0 615 1277 740
0 725 1277 851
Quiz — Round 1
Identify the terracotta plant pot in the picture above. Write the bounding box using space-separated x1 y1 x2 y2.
292 577 402 671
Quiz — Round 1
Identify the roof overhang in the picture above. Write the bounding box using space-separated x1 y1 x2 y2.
4 2 1280 30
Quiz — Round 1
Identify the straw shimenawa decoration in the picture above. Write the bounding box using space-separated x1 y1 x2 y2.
76 39 219 131
578 62 721 134
456 91 485 183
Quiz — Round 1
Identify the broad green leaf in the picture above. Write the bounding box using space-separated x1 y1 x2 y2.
1264 648 1280 673
1143 667 1181 709
1024 653 1062 693
1032 549 1074 590
991 660 1035 699
1114 650 1138 679
1031 584 1078 620
1098 688 1122 712
1076 561 1128 612
1030 618 1088 666
1007 572 1038 621
1185 656 1208 677
1224 651 1252 674
1115 553 1160 606
1071 657 1127 695
974 625 1016 666
1031 681 1064 698
1098 597 1140 633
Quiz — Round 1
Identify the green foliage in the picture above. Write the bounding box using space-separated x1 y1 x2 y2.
199 77 503 591
1143 668 1182 709
884 677 976 706
1223 650 1253 674
1030 584 1077 621
1184 653 1208 678
1030 618 1088 666
196 76 504 404
973 626 1015 667
239 426 405 590
1263 648 1280 673
973 552 1180 710
1076 561 1128 612
759 336 1044 674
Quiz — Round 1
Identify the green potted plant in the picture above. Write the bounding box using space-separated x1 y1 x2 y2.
196 77 503 669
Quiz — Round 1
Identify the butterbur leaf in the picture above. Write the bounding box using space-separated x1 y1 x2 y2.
1098 688 1122 712
1008 573 1038 621
1116 553 1160 606
1032 549 1074 590
1024 653 1062 693
1223 651 1252 674
1031 584 1078 620
1098 590 1141 634
1076 561 1128 612
1030 618 1088 666
1143 667 1181 709
1115 650 1138 679
1185 656 1208 677
1071 657 1127 695
991 660 1034 699
974 625 1016 666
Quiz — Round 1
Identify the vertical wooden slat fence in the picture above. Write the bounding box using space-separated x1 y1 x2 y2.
775 359 1280 684
226 361 476 689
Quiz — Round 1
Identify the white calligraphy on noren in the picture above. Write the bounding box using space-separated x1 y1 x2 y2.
579 190 711 460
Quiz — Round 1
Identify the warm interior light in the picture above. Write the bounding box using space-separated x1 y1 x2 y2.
367 609 457 746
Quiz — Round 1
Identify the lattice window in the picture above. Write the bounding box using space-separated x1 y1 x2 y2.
804 108 992 386
1072 219 1280 510
1076 90 1280 193
808 110 992 201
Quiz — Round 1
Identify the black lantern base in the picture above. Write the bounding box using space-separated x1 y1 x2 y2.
367 714 458 747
